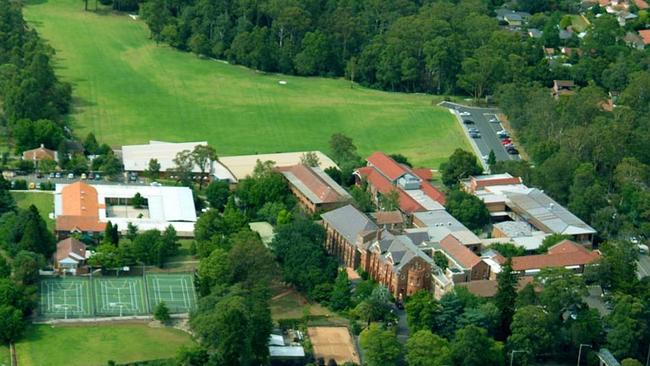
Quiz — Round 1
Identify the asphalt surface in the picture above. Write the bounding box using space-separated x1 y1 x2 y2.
637 254 650 279
7 173 147 187
439 102 520 165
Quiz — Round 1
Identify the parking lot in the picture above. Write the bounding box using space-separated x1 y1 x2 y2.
440 101 520 167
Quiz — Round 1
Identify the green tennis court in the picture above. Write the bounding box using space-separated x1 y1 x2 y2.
146 274 197 313
39 277 93 319
94 277 149 316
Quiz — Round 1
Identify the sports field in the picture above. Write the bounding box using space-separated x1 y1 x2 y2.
38 274 196 319
23 0 470 168
15 324 193 366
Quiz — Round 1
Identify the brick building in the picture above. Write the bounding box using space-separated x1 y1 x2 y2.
278 164 351 214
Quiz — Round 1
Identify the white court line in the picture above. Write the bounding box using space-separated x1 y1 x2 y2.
181 278 189 308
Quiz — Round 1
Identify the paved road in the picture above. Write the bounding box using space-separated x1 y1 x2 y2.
638 254 650 279
439 102 520 165
7 173 147 187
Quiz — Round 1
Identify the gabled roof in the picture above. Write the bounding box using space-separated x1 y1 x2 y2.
55 237 87 262
511 240 600 271
367 152 410 181
639 30 650 45
439 235 481 269
321 205 378 244
278 164 351 204
373 211 404 225
636 0 649 9
357 167 426 214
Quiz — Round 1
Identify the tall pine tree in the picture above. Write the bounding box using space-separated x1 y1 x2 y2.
495 258 517 340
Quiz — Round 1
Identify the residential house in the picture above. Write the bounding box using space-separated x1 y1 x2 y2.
53 237 90 275
54 181 197 239
354 152 445 217
624 32 646 49
495 9 531 27
528 28 543 38
278 164 351 214
463 174 596 247
22 144 58 162
640 30 650 47
552 80 576 98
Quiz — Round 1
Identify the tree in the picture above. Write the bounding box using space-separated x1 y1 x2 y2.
350 185 374 212
487 150 496 167
329 269 352 311
12 251 44 285
104 221 118 245
606 294 648 360
568 163 607 222
433 251 448 271
444 190 490 231
379 189 400 211
507 305 554 362
450 325 504 366
621 359 644 366
359 324 402 366
300 152 320 167
0 179 15 216
405 330 451 366
536 268 587 321
440 149 483 188
132 193 147 209
197 248 230 295
206 180 230 211
0 256 10 278
405 290 440 332
488 243 525 258
495 259 517 341
329 133 359 165
154 301 171 323
538 233 571 253
83 132 99 155
0 305 24 343
126 222 138 241
171 150 194 186
390 154 412 167
192 145 217 190
354 286 394 327
140 0 170 41
18 205 55 258
145 158 161 180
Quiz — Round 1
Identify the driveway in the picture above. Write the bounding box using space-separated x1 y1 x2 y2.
439 101 520 168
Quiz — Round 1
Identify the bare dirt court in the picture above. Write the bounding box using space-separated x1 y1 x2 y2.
307 327 360 365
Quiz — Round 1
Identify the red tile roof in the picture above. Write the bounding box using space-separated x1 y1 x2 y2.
440 234 481 268
22 145 56 161
357 167 426 214
367 152 409 181
56 182 106 233
421 181 446 205
511 240 600 271
468 175 522 192
278 164 347 204
412 168 433 181
55 237 87 262
374 211 404 225
640 30 650 45
55 215 106 233
635 0 648 9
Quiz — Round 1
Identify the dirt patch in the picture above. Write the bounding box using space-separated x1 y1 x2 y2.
307 326 360 365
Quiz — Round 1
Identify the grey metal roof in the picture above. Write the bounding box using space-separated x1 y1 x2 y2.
320 205 378 244
413 210 467 232
505 188 596 236
493 221 533 237
596 349 619 366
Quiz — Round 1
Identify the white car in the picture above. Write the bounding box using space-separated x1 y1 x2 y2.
459 111 471 116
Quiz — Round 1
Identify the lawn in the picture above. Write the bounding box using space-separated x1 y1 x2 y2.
15 324 194 366
11 192 55 231
571 15 590 32
0 345 9 366
23 0 470 168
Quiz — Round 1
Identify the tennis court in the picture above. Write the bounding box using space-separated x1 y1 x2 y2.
39 277 93 319
146 274 197 313
94 277 149 316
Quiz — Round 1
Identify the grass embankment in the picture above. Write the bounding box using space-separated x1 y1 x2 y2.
11 191 55 231
23 0 469 167
15 324 194 366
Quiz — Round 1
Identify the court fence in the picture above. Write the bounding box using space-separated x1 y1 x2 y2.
38 273 197 320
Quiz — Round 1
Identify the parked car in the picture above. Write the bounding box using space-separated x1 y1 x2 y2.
463 119 475 124
67 173 74 179
497 130 509 137
36 173 43 179
49 172 55 179
459 111 471 116
501 139 512 145
468 127 479 133
55 172 61 179
88 172 95 180
81 173 87 180
506 147 519 154
489 117 498 122
469 132 481 138
94 173 101 180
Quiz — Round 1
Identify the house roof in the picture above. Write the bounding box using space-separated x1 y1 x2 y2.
639 30 650 45
373 211 404 225
554 80 575 87
55 237 87 262
22 145 57 161
55 215 106 233
367 152 411 181
356 167 426 214
465 173 523 193
59 182 101 217
439 235 481 269
412 168 433 181
456 277 534 297
511 240 600 271
122 141 209 173
636 0 649 9
278 164 351 205
321 205 378 244
219 151 338 181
